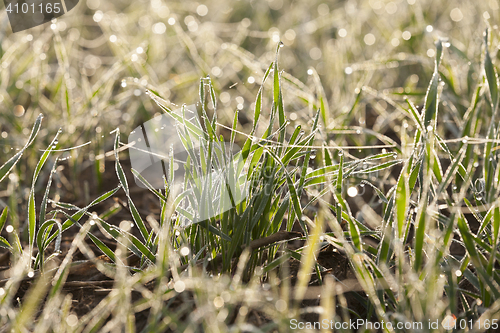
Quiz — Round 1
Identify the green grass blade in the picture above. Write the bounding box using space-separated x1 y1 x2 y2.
0 236 11 249
114 130 149 243
423 40 443 128
28 132 60 265
0 207 8 233
484 29 499 111
395 163 409 238
0 113 43 183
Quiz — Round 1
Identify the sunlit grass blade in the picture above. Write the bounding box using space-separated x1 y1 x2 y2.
484 29 499 112
309 67 330 126
422 40 443 128
0 207 8 233
44 186 121 247
114 130 149 244
395 163 409 239
28 131 60 266
0 113 43 183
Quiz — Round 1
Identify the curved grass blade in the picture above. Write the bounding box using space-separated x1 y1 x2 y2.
422 40 443 128
43 186 121 247
0 207 8 233
0 236 11 249
0 113 43 183
28 131 60 266
114 130 149 244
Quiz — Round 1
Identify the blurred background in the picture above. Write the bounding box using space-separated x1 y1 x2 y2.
0 0 499 228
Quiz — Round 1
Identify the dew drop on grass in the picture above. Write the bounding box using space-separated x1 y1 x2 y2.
180 247 190 256
347 186 358 197
338 150 344 156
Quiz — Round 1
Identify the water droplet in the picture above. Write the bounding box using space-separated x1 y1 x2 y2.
338 150 344 156
347 186 358 197
475 178 485 193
